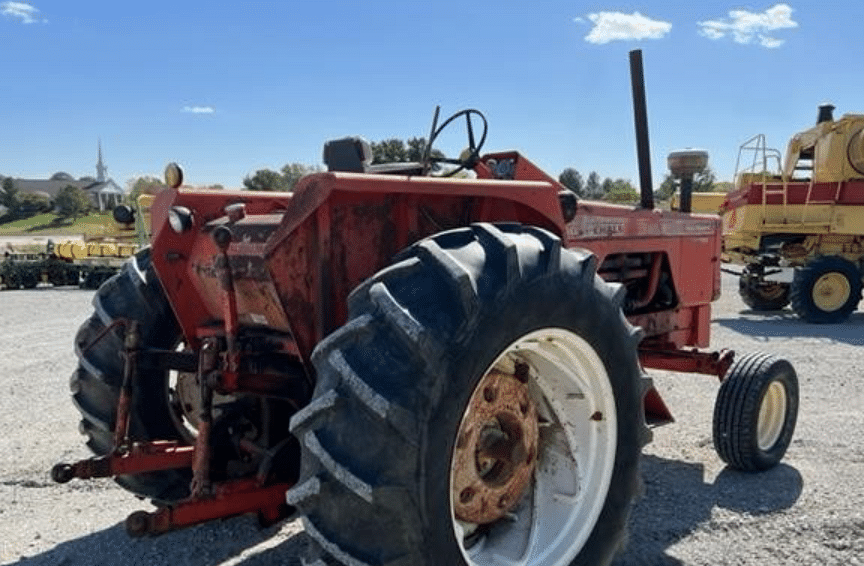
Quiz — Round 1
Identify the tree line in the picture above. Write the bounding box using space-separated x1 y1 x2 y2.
238 135 724 205
0 177 92 222
558 165 720 204
241 137 444 191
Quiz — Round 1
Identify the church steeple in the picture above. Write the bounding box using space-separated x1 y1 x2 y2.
96 139 107 182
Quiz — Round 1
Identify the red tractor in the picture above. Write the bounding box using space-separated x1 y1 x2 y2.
54 52 798 566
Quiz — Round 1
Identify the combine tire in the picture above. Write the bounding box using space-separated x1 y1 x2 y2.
713 353 798 471
289 224 650 566
1 268 21 290
790 256 862 323
21 269 39 289
738 270 789 311
70 249 193 502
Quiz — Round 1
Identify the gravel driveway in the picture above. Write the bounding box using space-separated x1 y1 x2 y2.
1 272 863 565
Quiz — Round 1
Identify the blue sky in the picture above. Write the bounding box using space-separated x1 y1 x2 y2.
2 1 863 190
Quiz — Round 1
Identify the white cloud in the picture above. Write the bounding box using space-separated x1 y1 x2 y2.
584 11 672 44
182 106 215 114
1 2 46 24
698 3 797 48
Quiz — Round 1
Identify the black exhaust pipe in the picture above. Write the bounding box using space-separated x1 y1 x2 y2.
629 49 654 210
817 104 835 124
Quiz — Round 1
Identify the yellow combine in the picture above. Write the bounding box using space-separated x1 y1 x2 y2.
722 105 864 322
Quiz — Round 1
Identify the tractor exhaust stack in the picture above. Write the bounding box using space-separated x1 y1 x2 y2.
629 49 654 210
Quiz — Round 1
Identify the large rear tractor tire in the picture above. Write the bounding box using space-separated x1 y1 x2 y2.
713 353 798 471
790 256 862 323
288 224 651 566
71 249 195 502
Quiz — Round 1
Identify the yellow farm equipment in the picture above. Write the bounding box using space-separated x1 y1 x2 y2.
722 105 864 322
0 239 138 290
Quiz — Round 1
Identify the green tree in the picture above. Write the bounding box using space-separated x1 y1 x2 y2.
603 179 639 204
406 137 430 162
55 185 92 221
371 139 407 164
280 163 321 191
370 137 443 165
655 166 718 202
558 168 584 196
18 192 51 217
600 178 614 197
243 169 287 192
1 177 20 217
584 171 601 199
126 176 164 202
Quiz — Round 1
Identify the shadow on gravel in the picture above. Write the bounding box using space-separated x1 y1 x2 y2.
613 455 803 565
12 515 309 566
714 310 864 346
12 459 803 566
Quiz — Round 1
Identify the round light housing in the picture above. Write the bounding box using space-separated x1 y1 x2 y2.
668 149 709 179
165 162 184 189
112 204 135 225
168 206 193 233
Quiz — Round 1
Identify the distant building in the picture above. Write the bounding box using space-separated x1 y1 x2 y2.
1 141 126 212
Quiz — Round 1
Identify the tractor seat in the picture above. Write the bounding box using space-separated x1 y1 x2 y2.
322 137 424 176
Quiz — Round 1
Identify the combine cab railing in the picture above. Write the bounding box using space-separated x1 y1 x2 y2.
733 134 838 228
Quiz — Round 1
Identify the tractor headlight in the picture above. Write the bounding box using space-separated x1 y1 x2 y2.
168 206 194 233
164 162 184 189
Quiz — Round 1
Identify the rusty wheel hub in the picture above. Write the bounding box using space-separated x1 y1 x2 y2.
451 364 538 524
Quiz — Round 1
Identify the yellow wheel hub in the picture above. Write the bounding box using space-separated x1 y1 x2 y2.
812 272 851 312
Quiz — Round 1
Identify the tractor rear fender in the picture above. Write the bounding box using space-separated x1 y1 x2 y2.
149 170 567 363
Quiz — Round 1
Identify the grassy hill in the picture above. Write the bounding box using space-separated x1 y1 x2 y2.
0 212 130 239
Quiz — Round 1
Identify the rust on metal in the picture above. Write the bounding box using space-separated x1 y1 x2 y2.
52 441 195 483
451 369 538 524
125 479 293 537
639 347 735 380
113 321 140 449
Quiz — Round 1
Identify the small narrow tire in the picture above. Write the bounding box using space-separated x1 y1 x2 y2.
713 352 798 471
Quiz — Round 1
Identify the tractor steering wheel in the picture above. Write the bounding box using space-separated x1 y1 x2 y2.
425 109 488 177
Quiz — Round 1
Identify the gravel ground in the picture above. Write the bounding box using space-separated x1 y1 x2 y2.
1 272 863 566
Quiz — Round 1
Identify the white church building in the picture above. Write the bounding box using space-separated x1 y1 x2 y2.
2 141 126 213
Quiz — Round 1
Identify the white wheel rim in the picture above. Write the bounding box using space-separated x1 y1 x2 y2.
451 328 617 566
758 381 787 451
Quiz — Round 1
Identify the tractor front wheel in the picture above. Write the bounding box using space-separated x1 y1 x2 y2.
713 352 798 471
289 224 650 566
790 256 862 323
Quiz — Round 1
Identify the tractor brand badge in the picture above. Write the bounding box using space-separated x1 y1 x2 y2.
566 217 626 238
